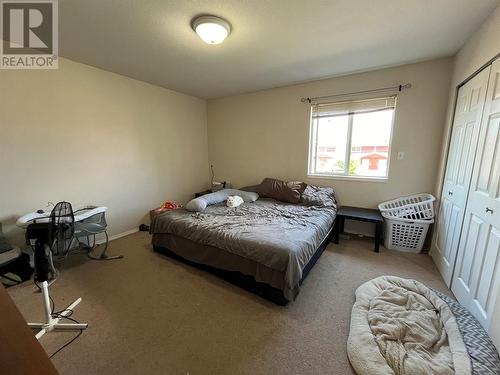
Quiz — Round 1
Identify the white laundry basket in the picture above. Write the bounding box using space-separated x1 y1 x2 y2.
382 213 433 252
378 193 435 220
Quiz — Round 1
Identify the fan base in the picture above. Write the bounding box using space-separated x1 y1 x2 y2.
28 281 87 340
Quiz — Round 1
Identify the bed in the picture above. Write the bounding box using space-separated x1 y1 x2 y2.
150 185 337 305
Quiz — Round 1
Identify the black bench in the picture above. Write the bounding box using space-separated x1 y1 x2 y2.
333 206 383 252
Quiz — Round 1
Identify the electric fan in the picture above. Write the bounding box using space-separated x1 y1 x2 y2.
26 201 87 340
50 201 75 257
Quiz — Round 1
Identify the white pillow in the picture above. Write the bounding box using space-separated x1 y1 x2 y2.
186 189 259 212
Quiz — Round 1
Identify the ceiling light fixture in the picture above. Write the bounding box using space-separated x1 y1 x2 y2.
192 15 231 45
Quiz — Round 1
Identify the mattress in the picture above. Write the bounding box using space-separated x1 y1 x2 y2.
150 185 337 301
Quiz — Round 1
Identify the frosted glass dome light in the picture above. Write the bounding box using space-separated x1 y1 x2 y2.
192 16 231 45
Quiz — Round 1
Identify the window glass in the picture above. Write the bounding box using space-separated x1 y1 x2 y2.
350 109 393 177
308 96 395 179
314 116 348 174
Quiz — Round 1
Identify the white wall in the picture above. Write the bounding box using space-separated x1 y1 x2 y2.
0 58 209 246
432 5 500 350
207 58 453 210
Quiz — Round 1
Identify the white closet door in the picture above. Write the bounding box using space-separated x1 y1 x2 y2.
433 67 490 286
452 58 500 330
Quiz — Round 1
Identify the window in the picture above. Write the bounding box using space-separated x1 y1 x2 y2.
308 96 396 179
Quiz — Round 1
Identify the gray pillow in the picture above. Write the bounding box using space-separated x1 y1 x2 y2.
185 189 259 212
257 178 307 204
240 185 261 193
301 185 337 208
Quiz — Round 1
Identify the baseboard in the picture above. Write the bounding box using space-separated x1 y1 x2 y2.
343 230 374 238
343 220 376 238
95 227 140 245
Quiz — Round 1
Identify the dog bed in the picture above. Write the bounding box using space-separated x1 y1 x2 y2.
347 276 500 375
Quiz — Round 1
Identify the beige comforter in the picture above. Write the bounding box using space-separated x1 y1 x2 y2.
348 276 471 375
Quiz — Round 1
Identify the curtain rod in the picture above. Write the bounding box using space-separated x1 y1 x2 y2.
300 83 412 103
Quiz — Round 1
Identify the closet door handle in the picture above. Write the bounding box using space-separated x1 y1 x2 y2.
485 207 493 214
448 191 453 196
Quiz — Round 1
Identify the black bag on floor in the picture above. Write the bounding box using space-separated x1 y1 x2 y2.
0 229 33 286
1 252 33 286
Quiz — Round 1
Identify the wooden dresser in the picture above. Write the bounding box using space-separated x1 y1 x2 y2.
0 284 58 375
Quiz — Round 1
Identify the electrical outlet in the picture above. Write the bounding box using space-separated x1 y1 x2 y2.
397 151 405 160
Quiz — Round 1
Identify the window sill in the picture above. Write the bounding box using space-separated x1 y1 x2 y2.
307 174 389 183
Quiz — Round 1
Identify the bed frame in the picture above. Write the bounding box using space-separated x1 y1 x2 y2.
153 220 336 306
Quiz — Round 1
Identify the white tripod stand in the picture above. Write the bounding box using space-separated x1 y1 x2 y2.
28 280 87 340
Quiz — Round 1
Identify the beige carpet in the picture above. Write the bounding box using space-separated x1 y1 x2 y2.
7 232 451 375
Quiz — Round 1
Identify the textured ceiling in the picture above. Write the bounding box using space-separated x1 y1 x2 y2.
59 0 499 98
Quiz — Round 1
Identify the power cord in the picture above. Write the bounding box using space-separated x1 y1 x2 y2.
48 316 83 358
33 280 85 358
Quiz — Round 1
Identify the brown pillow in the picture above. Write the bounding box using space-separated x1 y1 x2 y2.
257 178 307 204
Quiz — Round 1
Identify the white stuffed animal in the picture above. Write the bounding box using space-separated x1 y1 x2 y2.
226 195 244 208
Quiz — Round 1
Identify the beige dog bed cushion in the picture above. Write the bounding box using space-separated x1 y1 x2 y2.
347 276 471 375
